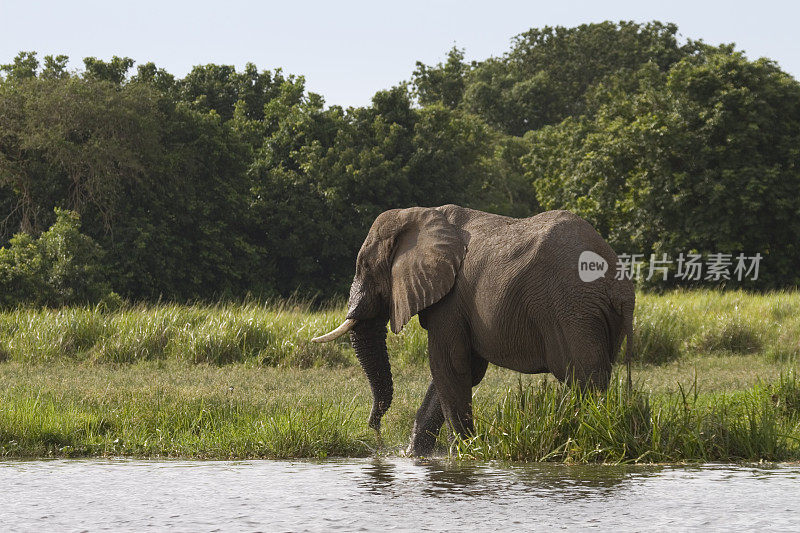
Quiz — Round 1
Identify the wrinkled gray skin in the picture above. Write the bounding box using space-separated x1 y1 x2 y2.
325 205 635 456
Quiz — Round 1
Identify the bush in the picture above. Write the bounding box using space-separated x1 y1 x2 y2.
694 315 763 354
0 208 113 307
772 371 800 419
633 302 686 364
456 377 795 463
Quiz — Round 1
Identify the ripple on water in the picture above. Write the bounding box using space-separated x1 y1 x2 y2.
1 459 799 532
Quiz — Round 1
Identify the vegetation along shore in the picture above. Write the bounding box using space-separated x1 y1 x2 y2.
1 290 798 462
2 22 797 462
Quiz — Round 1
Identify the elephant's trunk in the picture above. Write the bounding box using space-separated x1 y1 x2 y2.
350 319 393 431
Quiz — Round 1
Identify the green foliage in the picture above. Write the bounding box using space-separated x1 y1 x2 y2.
0 72 163 235
456 377 798 463
0 291 797 369
1 20 799 301
633 290 800 363
179 62 292 121
83 56 134 84
527 53 800 288
412 46 470 109
771 371 800 419
1 305 799 460
0 209 112 307
470 133 539 217
248 86 491 295
40 55 70 80
411 21 697 135
0 300 361 367
0 291 797 460
0 376 373 459
0 51 40 80
631 301 686 364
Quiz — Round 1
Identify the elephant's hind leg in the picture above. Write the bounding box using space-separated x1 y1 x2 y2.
565 324 613 390
545 319 612 390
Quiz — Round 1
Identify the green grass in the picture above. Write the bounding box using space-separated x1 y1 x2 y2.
634 289 800 364
0 290 798 367
0 363 382 458
0 300 361 367
0 290 798 462
457 374 800 463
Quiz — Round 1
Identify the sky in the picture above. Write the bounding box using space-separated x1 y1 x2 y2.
1 0 798 108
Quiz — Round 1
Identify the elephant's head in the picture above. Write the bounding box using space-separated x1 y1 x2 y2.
312 207 466 431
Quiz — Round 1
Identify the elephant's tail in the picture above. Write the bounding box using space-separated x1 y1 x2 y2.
623 303 634 389
609 281 635 389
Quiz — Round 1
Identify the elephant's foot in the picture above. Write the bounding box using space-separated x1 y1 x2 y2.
373 428 384 451
407 421 439 457
408 380 445 456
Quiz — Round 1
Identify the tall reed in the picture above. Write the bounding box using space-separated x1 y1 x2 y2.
456 374 800 463
0 290 797 367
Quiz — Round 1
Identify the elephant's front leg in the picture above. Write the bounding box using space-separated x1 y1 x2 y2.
427 327 475 443
408 355 488 456
407 380 445 456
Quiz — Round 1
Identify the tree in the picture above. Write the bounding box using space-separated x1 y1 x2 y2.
248 85 492 297
438 21 703 135
0 208 112 307
178 63 291 122
526 53 800 288
0 75 162 236
0 51 40 80
2 23 799 300
412 46 470 108
83 56 134 84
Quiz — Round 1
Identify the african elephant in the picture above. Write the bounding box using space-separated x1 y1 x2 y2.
312 204 635 456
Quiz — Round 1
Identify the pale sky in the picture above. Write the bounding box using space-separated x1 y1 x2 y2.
1 0 797 108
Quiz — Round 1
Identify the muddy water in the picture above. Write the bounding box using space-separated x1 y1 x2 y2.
2 459 798 531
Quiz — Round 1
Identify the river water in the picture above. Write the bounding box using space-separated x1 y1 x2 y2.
2 459 798 532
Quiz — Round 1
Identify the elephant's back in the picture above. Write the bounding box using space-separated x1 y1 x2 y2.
458 210 628 373
462 209 617 281
512 210 627 319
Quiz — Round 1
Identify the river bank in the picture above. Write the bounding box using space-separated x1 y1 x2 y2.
1 291 798 461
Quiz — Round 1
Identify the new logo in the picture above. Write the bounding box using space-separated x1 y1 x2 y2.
578 251 608 282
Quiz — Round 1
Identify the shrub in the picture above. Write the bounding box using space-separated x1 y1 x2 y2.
456 377 794 463
633 303 686 364
772 371 800 419
0 208 113 307
694 315 762 354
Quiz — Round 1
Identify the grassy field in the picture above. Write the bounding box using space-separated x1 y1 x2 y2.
0 290 798 462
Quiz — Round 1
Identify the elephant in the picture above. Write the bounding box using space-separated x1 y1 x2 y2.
312 204 635 456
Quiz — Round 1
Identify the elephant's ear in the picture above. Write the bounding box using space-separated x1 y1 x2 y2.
389 208 466 334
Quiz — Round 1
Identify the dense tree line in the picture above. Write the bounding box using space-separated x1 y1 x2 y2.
1 21 798 305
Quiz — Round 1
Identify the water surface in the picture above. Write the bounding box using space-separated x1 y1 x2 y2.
2 459 798 531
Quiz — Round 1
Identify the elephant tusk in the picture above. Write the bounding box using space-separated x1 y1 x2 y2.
312 318 357 343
